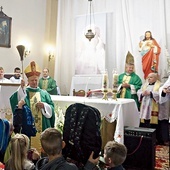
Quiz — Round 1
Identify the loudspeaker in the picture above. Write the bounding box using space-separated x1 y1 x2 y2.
123 126 156 170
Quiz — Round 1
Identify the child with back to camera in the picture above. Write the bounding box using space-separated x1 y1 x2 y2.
36 128 99 170
5 133 40 170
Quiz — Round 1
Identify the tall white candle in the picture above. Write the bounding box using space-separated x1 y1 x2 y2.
113 73 118 86
102 72 108 90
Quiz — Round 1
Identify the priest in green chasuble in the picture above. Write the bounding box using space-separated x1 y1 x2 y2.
10 61 55 153
117 62 142 110
38 68 58 95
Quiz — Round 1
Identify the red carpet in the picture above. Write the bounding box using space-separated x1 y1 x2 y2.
155 145 169 170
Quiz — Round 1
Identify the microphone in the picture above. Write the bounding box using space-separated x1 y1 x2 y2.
85 77 91 96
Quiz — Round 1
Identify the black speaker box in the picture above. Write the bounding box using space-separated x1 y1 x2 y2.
123 126 156 170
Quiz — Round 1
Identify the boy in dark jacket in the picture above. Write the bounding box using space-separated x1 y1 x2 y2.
36 128 99 170
103 141 127 170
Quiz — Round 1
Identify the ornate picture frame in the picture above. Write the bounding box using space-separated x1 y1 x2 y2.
0 7 12 48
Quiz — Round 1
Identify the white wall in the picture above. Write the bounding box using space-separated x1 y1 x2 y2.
0 0 47 73
1 0 170 95
55 0 170 95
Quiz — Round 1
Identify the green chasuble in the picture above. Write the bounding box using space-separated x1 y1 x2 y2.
38 77 58 95
10 87 55 152
117 72 142 110
10 87 55 130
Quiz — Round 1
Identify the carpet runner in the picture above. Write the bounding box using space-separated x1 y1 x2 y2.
155 145 169 170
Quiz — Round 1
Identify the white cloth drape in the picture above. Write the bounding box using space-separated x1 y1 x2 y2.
55 0 170 95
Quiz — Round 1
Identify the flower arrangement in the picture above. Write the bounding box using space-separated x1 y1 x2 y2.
54 103 65 134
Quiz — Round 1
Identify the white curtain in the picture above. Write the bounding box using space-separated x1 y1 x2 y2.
55 0 170 95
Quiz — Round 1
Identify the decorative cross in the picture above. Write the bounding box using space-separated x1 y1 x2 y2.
0 6 3 12
34 114 40 123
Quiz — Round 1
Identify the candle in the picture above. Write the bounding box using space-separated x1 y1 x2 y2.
112 73 118 87
102 72 108 90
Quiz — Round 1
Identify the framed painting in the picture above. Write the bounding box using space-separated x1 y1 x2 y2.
0 10 12 48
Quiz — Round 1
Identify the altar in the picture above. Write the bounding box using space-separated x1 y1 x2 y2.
0 83 20 121
51 95 140 144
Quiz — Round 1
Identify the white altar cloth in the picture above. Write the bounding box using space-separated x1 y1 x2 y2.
51 95 140 144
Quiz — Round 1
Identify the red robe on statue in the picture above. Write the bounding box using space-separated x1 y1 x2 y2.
141 39 161 79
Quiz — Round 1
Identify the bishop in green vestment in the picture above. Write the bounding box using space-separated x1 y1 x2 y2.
117 63 142 110
10 61 55 152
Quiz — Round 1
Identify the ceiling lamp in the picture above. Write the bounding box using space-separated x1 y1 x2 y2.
85 0 95 41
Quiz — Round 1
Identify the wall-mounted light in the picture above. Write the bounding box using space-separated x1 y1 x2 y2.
49 51 54 61
47 46 55 61
25 48 31 57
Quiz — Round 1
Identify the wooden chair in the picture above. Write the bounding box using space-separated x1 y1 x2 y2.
73 89 86 97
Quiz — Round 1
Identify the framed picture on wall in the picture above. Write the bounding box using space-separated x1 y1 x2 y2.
0 9 12 48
